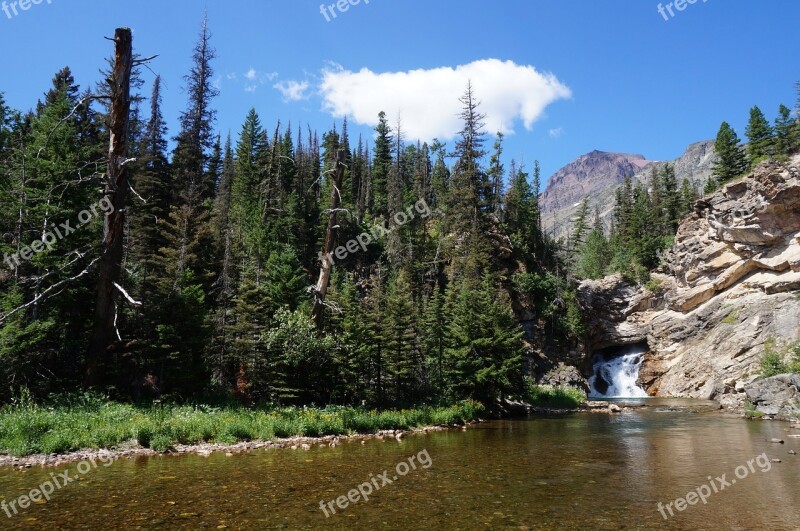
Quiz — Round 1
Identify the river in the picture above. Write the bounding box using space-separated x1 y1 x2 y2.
1 402 799 529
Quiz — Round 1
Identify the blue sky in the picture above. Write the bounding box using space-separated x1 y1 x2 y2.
1 0 798 183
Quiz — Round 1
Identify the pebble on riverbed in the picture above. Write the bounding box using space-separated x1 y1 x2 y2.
770 438 785 444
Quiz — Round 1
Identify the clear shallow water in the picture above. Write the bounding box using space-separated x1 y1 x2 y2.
1 406 799 530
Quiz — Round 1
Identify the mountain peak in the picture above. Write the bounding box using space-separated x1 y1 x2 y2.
540 151 653 213
539 142 717 238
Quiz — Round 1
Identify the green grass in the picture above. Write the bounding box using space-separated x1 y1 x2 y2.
721 309 739 325
0 397 484 457
644 277 665 295
760 338 800 377
523 379 587 409
744 401 765 419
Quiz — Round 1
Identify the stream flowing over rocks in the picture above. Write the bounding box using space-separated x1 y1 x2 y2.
577 155 800 415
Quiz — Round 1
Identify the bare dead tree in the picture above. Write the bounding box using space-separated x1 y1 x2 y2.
311 149 346 329
86 28 134 387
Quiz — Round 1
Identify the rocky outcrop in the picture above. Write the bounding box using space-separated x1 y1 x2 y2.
661 158 800 313
578 155 800 409
577 274 657 353
538 363 590 393
745 374 800 418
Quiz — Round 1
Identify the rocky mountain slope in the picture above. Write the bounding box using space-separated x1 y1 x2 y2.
577 155 800 415
542 141 716 239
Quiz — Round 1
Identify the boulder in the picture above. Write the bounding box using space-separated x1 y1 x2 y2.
745 374 800 418
539 363 590 393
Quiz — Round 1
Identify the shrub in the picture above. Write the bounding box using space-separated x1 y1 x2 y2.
789 343 800 374
761 338 789 377
149 434 173 452
644 277 664 295
744 401 764 419
524 378 586 409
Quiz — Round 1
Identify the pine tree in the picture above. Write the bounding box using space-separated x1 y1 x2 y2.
371 112 393 217
420 286 446 395
448 82 487 231
774 104 797 157
206 136 237 388
172 15 219 204
629 183 661 271
152 203 213 393
228 262 272 401
504 162 544 265
679 178 698 214
430 139 450 209
262 246 308 313
0 68 101 394
383 270 418 404
567 197 590 266
129 75 171 307
712 122 748 186
232 109 269 262
386 120 405 267
0 93 11 156
362 270 388 404
660 164 680 234
576 211 611 280
443 276 523 402
333 273 371 403
446 83 493 280
487 133 504 217
745 105 774 164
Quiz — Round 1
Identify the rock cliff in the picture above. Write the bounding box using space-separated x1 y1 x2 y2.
578 155 800 413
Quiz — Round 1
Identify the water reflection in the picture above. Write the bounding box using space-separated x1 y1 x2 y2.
0 407 798 529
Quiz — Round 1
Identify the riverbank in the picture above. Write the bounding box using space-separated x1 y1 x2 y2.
0 426 462 469
0 397 484 465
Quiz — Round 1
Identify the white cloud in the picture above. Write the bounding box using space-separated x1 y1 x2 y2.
274 80 311 102
237 68 279 92
549 127 564 139
318 59 571 141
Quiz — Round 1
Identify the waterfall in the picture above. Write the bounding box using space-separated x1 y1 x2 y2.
588 346 649 399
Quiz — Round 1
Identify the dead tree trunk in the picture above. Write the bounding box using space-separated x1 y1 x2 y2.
312 149 346 329
86 28 133 387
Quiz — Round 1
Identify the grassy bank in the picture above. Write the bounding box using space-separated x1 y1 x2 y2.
0 396 484 457
523 379 587 409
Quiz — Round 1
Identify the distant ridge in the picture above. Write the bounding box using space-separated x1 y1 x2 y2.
540 142 716 239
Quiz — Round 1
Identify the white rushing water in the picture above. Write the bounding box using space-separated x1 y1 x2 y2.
588 348 649 398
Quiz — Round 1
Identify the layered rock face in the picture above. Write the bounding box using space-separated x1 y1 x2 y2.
578 156 800 411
